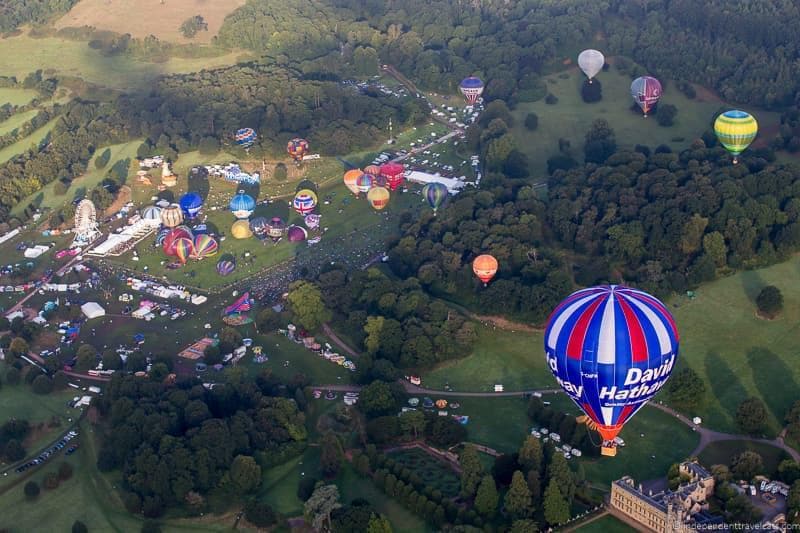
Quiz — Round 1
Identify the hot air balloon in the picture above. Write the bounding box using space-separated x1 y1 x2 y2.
287 138 309 162
229 191 256 219
160 204 183 228
472 255 498 285
422 182 448 215
380 163 405 191
287 225 308 242
231 220 252 239
630 76 662 116
142 206 161 222
459 76 484 105
267 217 285 242
192 223 208 235
191 234 218 259
173 237 195 264
163 227 193 256
714 110 758 164
343 169 362 196
293 189 317 215
179 192 203 219
372 174 388 188
367 186 390 211
304 214 321 229
235 128 257 149
356 173 373 194
216 259 235 276
544 285 679 456
249 216 269 239
578 49 605 83
155 228 170 246
364 165 381 177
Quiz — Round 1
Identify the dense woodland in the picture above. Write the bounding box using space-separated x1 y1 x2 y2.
0 0 76 33
95 371 307 518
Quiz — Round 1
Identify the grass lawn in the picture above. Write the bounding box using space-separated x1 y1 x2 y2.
242 333 352 385
511 60 780 179
0 88 40 106
388 448 461 496
259 446 320 516
667 255 800 435
0 33 242 91
12 140 144 216
336 466 433 533
422 324 549 392
447 396 533 454
575 514 637 532
698 440 790 478
0 109 39 136
0 116 59 165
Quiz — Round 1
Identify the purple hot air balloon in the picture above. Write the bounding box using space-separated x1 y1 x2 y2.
287 225 308 242
544 285 679 453
630 76 662 116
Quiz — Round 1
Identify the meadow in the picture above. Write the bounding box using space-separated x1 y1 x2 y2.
0 88 39 107
575 514 637 533
0 116 59 166
511 61 781 178
0 110 39 136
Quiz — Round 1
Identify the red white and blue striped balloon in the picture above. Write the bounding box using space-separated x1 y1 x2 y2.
544 285 679 442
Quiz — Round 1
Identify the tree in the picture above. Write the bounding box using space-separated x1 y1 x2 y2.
229 455 261 494
320 432 344 477
546 453 575 504
179 15 208 38
287 281 331 331
703 231 727 267
425 416 467 447
581 79 602 103
666 367 706 410
542 479 569 526
304 484 342 532
367 514 393 533
58 461 73 480
5 367 19 385
43 471 60 490
244 500 277 527
102 350 122 371
656 104 678 127
583 119 616 163
756 285 784 318
788 480 800 523
95 148 111 169
4 439 24 461
474 475 499 517
358 380 399 418
72 521 88 533
24 480 40 500
75 344 97 371
398 410 425 439
202 345 222 366
504 150 530 179
510 519 539 533
274 163 288 181
460 445 484 498
256 308 282 332
779 460 800 485
518 436 543 474
524 113 539 131
32 374 53 394
731 451 764 481
735 397 768 435
504 470 533 519
8 337 28 359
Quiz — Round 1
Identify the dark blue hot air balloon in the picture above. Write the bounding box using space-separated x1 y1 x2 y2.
179 192 203 219
544 285 679 455
235 128 257 148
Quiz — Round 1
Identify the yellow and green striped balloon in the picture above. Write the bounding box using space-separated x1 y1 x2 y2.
714 110 758 161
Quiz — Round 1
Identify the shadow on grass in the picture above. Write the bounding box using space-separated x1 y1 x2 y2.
705 350 747 426
746 346 798 424
740 269 766 304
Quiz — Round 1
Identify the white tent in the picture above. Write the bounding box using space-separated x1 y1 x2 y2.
81 302 106 320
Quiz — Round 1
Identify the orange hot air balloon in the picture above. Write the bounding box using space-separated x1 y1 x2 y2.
472 254 498 285
343 169 362 196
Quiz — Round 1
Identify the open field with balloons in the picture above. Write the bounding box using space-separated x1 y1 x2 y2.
511 60 781 177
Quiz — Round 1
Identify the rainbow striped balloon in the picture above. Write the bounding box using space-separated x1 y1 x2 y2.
714 110 758 160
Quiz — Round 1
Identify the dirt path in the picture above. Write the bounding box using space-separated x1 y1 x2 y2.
321 323 360 358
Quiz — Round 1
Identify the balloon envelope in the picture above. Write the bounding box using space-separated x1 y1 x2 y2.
367 186 390 210
163 227 193 256
380 163 405 191
287 138 309 161
229 192 256 219
578 49 605 80
231 220 253 239
422 182 448 213
364 165 381 176
267 217 285 241
142 206 161 221
714 110 758 158
356 173 373 193
192 234 218 259
179 192 203 219
544 285 679 443
343 169 362 195
287 225 308 242
160 205 183 228
216 260 235 276
472 254 498 284
459 76 484 105
235 128 257 148
630 76 662 115
173 237 194 264
293 189 318 215
250 216 269 239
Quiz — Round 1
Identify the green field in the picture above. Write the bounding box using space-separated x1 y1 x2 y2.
450 396 533 453
668 256 800 435
0 33 243 91
575 514 637 532
511 61 781 178
12 139 143 216
698 440 790 478
0 109 39 136
422 324 548 393
0 116 59 165
0 88 39 106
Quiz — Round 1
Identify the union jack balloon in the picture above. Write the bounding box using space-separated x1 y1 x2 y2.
544 285 679 450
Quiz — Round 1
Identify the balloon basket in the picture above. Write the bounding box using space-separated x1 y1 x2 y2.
601 443 617 457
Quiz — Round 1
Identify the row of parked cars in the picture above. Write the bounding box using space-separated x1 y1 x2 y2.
14 430 78 474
